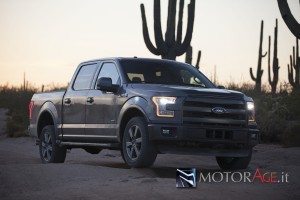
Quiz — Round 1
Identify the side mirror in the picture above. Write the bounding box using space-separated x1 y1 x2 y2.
96 77 118 93
217 85 225 89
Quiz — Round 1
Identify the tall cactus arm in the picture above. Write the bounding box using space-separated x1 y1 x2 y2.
176 0 185 44
250 67 257 81
185 45 193 64
277 0 300 39
293 46 296 70
195 50 201 69
140 4 161 55
273 19 278 60
176 0 195 56
296 38 299 66
296 38 300 86
262 51 267 57
288 54 297 87
165 0 177 45
272 19 279 82
268 36 272 84
153 0 166 53
288 64 295 86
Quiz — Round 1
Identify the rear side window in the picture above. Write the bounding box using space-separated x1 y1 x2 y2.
73 64 98 90
96 63 120 86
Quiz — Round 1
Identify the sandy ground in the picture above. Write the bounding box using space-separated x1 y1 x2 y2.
0 109 299 200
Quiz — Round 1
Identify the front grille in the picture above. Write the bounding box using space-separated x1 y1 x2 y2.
182 94 247 128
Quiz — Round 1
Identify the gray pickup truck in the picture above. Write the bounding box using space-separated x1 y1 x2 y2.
29 57 259 169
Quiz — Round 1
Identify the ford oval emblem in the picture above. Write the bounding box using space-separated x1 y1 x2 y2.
211 107 227 114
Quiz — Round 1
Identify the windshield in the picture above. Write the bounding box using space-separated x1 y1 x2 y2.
120 59 215 88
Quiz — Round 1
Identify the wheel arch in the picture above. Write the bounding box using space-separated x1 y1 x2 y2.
37 102 59 138
117 97 150 143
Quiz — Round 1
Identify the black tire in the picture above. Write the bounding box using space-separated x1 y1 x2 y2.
216 150 252 170
122 117 157 168
39 125 66 163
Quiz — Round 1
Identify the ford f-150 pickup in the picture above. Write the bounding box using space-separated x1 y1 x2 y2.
29 57 259 169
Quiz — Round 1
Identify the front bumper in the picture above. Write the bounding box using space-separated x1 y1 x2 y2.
148 123 259 157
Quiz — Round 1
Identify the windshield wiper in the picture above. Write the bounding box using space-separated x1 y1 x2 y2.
178 83 206 88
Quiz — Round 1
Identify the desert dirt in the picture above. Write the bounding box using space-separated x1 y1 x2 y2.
0 108 299 200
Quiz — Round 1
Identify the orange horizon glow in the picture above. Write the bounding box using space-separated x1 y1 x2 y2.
0 0 299 87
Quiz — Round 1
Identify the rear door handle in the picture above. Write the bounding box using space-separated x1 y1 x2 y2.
86 97 94 103
64 98 71 104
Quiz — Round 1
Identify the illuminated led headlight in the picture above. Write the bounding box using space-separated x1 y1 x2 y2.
247 102 255 110
247 101 255 123
152 97 176 117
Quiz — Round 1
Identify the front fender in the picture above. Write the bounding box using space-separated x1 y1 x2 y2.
116 96 151 141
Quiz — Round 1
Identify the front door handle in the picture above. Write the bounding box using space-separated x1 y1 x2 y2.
64 98 71 104
86 97 94 103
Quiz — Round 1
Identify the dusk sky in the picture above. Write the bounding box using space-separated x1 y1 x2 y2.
0 0 299 87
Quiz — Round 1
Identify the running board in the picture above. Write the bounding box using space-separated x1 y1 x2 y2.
59 141 121 150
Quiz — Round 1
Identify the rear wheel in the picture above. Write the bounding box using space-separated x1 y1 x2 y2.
216 150 252 170
39 125 66 163
122 117 157 168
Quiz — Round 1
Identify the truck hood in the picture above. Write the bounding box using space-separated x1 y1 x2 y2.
130 84 246 99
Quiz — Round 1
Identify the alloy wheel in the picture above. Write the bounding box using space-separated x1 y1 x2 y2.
125 125 142 160
41 131 53 162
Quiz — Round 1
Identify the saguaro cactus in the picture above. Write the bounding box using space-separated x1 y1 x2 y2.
185 45 201 69
288 38 300 90
140 0 195 60
250 20 267 92
268 19 280 94
277 0 300 39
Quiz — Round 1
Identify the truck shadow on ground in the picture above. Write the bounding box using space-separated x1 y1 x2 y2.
79 160 231 179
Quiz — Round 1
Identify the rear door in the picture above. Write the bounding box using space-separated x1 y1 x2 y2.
62 63 98 140
85 62 121 142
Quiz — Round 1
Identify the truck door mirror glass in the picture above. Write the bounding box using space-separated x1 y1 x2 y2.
96 77 118 93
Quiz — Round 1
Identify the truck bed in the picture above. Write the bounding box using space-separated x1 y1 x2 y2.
30 90 66 137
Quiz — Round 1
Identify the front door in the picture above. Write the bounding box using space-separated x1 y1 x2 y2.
85 62 121 142
62 63 98 140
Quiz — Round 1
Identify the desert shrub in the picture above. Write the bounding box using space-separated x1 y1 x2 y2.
227 82 300 146
0 83 67 137
282 122 300 147
0 86 36 137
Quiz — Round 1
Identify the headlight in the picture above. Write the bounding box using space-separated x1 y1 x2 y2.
247 102 255 110
152 96 177 117
247 101 255 123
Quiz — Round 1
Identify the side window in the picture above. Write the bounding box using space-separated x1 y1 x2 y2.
73 64 98 90
96 63 120 86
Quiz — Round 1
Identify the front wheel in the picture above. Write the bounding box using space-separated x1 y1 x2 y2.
216 150 252 170
39 125 66 163
122 117 157 168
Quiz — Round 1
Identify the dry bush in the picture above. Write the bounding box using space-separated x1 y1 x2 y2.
0 83 67 137
227 82 300 146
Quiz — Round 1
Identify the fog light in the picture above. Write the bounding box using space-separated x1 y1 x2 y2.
251 133 257 139
161 127 177 137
